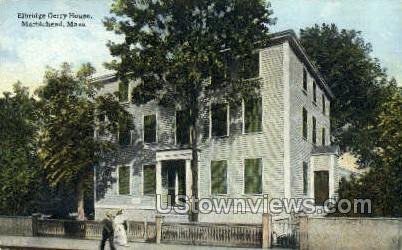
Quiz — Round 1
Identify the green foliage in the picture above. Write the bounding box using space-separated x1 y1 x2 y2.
104 0 275 107
336 92 402 217
0 83 42 215
36 63 124 219
299 24 396 165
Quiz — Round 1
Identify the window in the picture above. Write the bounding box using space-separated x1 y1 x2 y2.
322 128 326 146
211 103 228 137
303 162 308 195
303 68 308 91
144 114 156 143
314 171 329 206
118 114 132 146
313 81 317 103
244 158 262 194
211 160 227 194
176 110 191 145
211 52 231 85
211 66 226 86
211 52 259 84
143 165 156 195
240 52 259 79
119 82 129 102
244 97 262 133
322 95 326 115
118 166 130 195
312 116 317 145
302 108 308 139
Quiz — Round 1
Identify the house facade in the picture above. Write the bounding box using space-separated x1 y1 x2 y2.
94 30 340 224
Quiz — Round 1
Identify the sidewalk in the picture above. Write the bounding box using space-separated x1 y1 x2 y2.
0 236 290 250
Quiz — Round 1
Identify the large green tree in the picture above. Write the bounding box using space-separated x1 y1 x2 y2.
336 90 402 217
0 83 43 215
36 63 124 220
104 0 274 220
299 24 396 165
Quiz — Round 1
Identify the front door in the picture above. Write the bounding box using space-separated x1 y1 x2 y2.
314 170 329 206
161 160 186 206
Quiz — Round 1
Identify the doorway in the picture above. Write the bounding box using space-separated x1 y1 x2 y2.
314 170 329 206
161 160 186 206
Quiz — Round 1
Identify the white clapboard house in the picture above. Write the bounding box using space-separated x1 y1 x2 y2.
93 30 342 223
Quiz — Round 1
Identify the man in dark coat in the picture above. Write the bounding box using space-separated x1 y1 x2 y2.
100 211 116 250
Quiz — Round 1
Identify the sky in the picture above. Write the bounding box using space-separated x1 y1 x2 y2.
0 0 401 93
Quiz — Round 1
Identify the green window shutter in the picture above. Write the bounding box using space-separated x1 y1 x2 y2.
322 95 326 115
211 104 228 137
244 158 262 194
144 114 156 143
119 166 130 195
322 127 326 146
143 165 156 195
312 116 316 145
313 81 317 103
211 160 227 194
303 162 308 195
118 113 131 145
302 108 308 139
119 82 129 102
240 52 259 79
176 110 191 145
244 97 262 133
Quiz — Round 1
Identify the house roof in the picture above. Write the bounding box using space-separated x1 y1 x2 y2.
91 73 117 84
92 30 334 99
268 30 334 99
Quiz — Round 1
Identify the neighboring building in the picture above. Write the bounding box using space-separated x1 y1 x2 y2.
93 30 341 223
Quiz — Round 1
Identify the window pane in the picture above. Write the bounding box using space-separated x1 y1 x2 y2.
176 110 191 145
143 165 156 195
211 161 227 194
244 158 262 194
302 108 308 139
144 114 156 143
312 116 317 145
303 162 308 195
314 171 329 206
119 82 129 102
211 104 228 137
119 166 130 195
303 69 307 91
244 97 262 133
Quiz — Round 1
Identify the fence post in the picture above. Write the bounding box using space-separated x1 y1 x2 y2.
31 213 41 237
299 215 308 250
262 213 271 248
155 215 163 244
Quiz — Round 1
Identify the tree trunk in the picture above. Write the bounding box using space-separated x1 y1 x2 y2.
190 105 199 222
76 175 85 220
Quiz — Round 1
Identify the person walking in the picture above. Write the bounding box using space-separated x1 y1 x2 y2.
114 209 129 246
100 211 116 250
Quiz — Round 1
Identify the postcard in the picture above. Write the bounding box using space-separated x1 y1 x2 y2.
0 0 401 249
